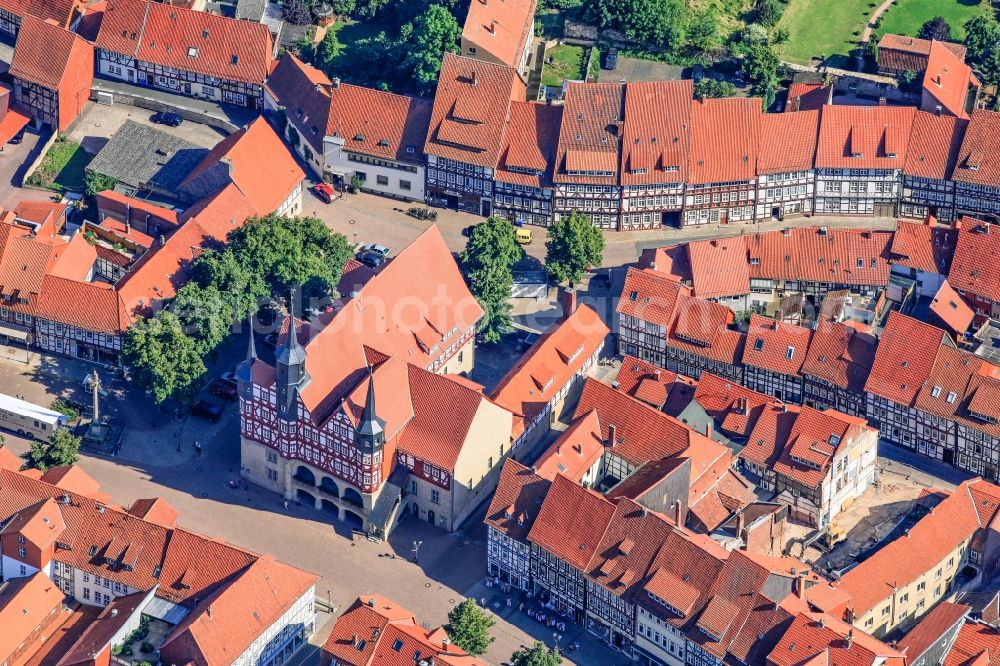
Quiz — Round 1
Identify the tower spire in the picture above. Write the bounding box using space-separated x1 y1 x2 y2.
246 309 257 361
275 289 309 421
356 365 385 453
236 309 257 400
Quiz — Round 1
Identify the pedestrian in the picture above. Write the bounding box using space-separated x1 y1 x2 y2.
519 601 525 612
506 598 512 608
283 499 289 510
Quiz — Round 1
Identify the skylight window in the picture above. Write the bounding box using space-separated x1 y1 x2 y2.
786 346 795 360
931 386 942 397
187 46 198 57
946 391 957 404
754 339 764 351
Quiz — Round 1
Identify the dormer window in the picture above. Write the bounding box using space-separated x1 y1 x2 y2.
946 391 957 404
632 168 647 175
786 346 795 360
931 386 942 398
187 47 198 57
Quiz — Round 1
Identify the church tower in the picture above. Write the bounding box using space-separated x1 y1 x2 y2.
275 292 310 422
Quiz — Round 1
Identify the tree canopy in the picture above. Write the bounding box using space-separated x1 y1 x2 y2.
444 599 495 656
123 311 207 404
400 5 461 94
694 77 737 98
586 0 689 52
738 41 781 110
964 14 1000 88
545 212 604 286
510 642 562 666
918 16 952 42
460 217 523 344
282 0 312 25
22 429 82 472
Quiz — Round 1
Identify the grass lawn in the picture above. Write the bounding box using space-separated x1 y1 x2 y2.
25 137 91 193
778 0 877 65
324 18 391 58
874 0 992 42
542 44 586 86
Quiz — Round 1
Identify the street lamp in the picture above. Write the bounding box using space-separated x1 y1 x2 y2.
412 540 423 563
552 632 562 653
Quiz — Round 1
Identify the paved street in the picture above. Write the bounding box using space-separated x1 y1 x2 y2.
305 187 900 268
64 102 230 156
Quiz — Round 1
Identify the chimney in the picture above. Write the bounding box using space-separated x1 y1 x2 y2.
792 95 801 112
878 97 887 106
368 597 376 607
846 630 854 648
736 510 746 537
559 286 577 319
674 500 683 526
124 220 130 235
158 234 166 247
207 605 212 618
607 424 617 447
471 70 478 87
488 20 497 34
332 77 340 89
704 421 712 439
796 575 805 599
111 608 118 617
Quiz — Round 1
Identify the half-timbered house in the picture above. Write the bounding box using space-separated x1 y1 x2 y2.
493 101 561 226
953 110 1000 220
754 110 818 221
901 111 967 221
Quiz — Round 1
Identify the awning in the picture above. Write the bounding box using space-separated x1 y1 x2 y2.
0 321 30 342
0 108 30 145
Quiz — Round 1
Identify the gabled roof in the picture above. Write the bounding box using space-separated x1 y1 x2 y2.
771 407 873 489
905 111 968 180
491 304 608 425
615 354 697 414
10 14 93 91
785 82 830 112
621 80 692 185
534 409 605 483
945 622 1000 666
694 371 779 439
931 279 975 335
745 227 892 287
686 237 750 299
96 0 273 84
897 601 969 662
889 219 956 275
740 402 800 470
689 97 761 184
877 33 966 73
461 0 536 70
768 612 904 666
864 311 950 405
159 556 319 666
424 53 524 167
951 110 1000 186
554 82 625 185
923 40 979 119
178 117 304 216
0 572 66 662
949 219 1000 301
485 459 550 542
618 267 689 328
527 473 616 570
815 105 915 169
800 319 875 393
758 110 820 174
0 0 76 28
742 315 812 377
496 101 562 188
838 479 1000 617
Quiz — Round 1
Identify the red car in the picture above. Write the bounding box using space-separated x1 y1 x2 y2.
312 182 338 203
208 379 238 402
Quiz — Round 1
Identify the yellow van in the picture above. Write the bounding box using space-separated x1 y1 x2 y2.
516 228 533 244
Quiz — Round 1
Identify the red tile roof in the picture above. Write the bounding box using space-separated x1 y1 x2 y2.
897 601 970 661
73 0 105 41
36 275 132 334
527 473 616 570
491 304 608 424
768 612 904 666
838 479 1000 616
496 101 562 188
462 0 536 70
949 219 1000 301
905 111 968 180
0 572 66 663
877 34 967 73
931 279 975 334
178 117 304 216
800 319 875 393
159 556 318 666
694 371 779 439
785 82 830 112
689 97 761 184
424 53 525 167
816 105 916 169
740 402 801 469
923 40 979 119
484 459 550 542
619 267 690 328
621 80 692 185
771 407 873 489
323 595 487 666
945 622 1000 666
742 315 812 377
10 15 93 91
0 0 76 28
534 410 605 482
96 0 273 85
688 466 756 532
268 54 432 163
686 237 751 299
745 227 892 287
889 219 956 274
554 82 625 185
865 311 949 405
758 110 820 173
949 110 1000 186
669 296 745 365
615 354 697 414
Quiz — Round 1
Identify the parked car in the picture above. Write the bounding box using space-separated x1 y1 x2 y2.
312 182 338 203
461 224 479 237
357 250 387 269
150 112 183 127
361 243 391 258
8 128 25 145
516 228 533 244
189 399 224 422
209 379 238 402
603 48 618 71
219 371 238 387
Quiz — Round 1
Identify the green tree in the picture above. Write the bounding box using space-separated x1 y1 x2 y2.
918 16 951 42
545 212 604 286
400 5 461 95
898 69 921 92
170 283 236 356
460 217 523 344
511 642 562 666
964 14 1000 87
85 171 118 199
694 77 737 98
123 311 207 404
282 0 312 25
587 0 689 51
330 0 356 15
687 8 720 51
444 599 495 656
752 0 784 27
22 429 82 472
739 41 780 110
